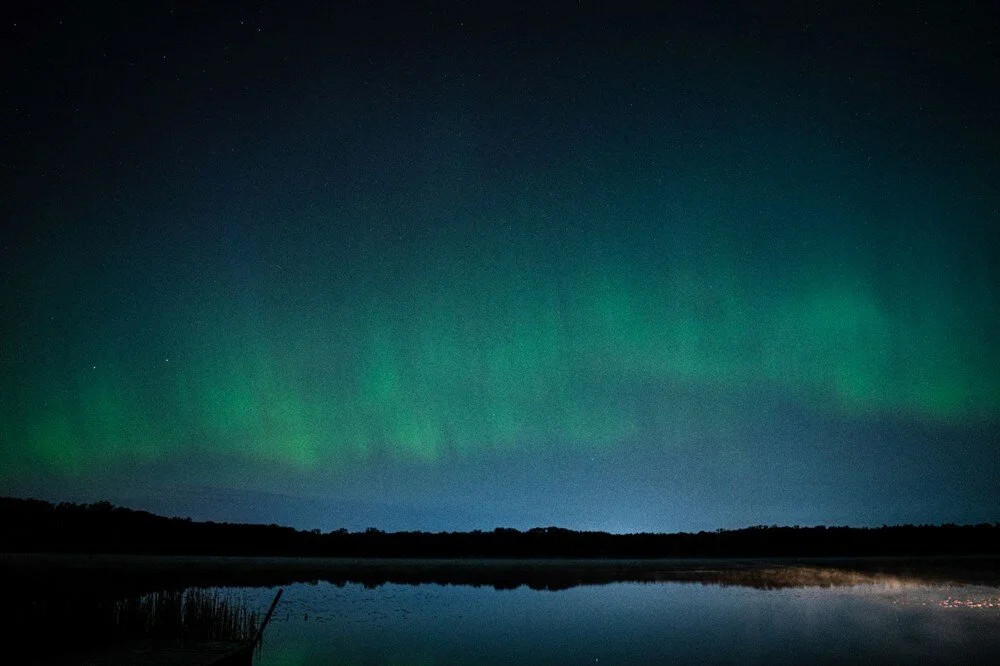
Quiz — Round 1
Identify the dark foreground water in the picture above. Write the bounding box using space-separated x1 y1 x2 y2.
7 557 1000 664
235 575 1000 664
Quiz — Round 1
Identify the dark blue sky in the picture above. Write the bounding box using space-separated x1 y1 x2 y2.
2 2 998 532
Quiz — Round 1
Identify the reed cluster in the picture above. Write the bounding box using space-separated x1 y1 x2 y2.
110 588 260 642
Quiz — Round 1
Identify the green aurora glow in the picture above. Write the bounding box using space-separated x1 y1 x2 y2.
6 176 998 478
2 2 998 530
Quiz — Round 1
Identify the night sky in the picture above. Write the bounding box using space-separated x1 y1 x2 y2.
3 2 998 533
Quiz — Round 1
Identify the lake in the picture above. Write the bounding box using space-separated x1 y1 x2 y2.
6 556 1000 664
241 576 1000 664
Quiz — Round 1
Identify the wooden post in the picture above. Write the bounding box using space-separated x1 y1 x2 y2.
252 588 283 649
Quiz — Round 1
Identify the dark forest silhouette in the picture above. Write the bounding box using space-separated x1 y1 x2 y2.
3 497 998 558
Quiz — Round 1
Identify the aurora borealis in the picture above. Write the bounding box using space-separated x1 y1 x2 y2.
3 2 998 532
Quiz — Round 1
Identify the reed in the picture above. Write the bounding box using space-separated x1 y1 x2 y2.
110 588 260 642
5 585 262 660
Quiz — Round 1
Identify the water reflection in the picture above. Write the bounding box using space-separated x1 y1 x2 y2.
248 578 1000 665
7 553 999 593
5 556 1000 664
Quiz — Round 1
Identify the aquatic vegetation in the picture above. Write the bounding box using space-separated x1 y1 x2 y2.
109 588 260 642
6 586 262 662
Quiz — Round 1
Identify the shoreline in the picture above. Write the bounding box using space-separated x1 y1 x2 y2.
6 552 999 591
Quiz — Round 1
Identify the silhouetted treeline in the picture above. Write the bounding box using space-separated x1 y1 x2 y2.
3 496 999 558
7 552 1000 597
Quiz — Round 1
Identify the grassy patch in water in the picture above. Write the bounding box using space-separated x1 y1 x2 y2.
109 588 259 642
6 586 261 662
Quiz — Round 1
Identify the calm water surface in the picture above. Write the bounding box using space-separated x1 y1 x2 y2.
229 576 1000 665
